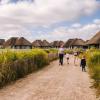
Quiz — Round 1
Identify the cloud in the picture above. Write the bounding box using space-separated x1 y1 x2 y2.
71 23 82 28
47 19 100 41
0 0 99 41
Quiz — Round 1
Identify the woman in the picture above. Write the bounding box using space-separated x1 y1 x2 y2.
58 45 64 66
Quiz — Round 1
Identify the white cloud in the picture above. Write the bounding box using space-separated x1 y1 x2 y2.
94 19 100 24
0 0 99 41
47 19 100 41
71 23 81 28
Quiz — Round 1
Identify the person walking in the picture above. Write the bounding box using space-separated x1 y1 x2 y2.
80 56 86 72
58 45 64 66
74 51 78 65
65 53 70 64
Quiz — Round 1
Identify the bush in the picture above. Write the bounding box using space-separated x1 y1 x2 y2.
85 49 100 97
0 49 58 87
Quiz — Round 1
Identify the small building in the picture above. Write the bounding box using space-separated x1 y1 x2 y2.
64 39 74 49
51 41 64 48
64 38 86 49
0 39 5 48
51 41 59 48
87 31 100 49
4 37 18 48
32 40 43 48
42 40 50 48
4 37 32 49
14 37 32 49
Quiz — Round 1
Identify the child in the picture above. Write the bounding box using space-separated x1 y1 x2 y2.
80 56 86 72
74 51 78 65
66 53 70 64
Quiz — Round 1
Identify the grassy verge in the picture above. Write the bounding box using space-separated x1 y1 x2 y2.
82 49 100 97
0 49 58 87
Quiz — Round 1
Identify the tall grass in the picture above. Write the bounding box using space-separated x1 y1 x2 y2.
0 49 58 87
85 49 100 97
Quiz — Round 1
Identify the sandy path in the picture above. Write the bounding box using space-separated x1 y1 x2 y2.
0 56 98 100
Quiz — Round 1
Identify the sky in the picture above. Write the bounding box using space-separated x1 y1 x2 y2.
0 0 100 42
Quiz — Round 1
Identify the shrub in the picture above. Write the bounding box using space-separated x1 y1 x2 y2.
0 49 58 87
85 49 100 97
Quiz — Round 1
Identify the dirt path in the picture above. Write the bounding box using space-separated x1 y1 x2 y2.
0 56 98 100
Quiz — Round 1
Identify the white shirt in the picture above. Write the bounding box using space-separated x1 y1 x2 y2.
58 48 64 54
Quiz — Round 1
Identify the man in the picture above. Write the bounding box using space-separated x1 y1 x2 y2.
58 45 64 66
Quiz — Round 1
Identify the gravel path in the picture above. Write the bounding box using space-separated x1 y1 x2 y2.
0 56 98 100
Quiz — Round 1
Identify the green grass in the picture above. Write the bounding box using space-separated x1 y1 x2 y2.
0 49 58 87
84 49 100 97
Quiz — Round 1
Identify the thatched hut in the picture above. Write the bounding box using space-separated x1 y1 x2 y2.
14 37 32 49
4 37 32 49
32 40 43 48
52 41 59 48
4 37 18 48
87 31 100 49
42 40 50 48
64 38 86 49
0 39 5 48
50 41 64 48
64 39 74 48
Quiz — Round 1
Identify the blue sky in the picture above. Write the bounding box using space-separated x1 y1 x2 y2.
0 0 100 42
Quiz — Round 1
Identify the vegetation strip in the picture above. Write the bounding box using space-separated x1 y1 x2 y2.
0 49 58 87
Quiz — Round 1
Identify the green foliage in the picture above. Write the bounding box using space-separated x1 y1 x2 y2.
0 49 58 87
85 49 100 97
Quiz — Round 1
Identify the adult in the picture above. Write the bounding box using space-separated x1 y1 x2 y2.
58 45 64 66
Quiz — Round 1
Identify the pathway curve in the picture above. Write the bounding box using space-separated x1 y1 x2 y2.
0 56 98 100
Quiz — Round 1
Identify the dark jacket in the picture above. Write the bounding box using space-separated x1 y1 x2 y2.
80 58 86 67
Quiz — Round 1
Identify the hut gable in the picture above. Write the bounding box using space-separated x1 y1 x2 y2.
15 37 32 46
32 40 43 47
64 39 74 47
87 31 100 45
70 38 85 46
52 41 59 47
4 37 18 47
42 40 50 47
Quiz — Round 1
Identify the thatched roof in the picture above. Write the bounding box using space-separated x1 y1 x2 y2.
0 39 5 45
52 41 59 47
50 41 64 47
15 37 32 46
70 38 85 46
42 40 50 47
4 37 18 47
32 40 43 47
64 39 74 47
87 31 100 45
64 38 85 47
